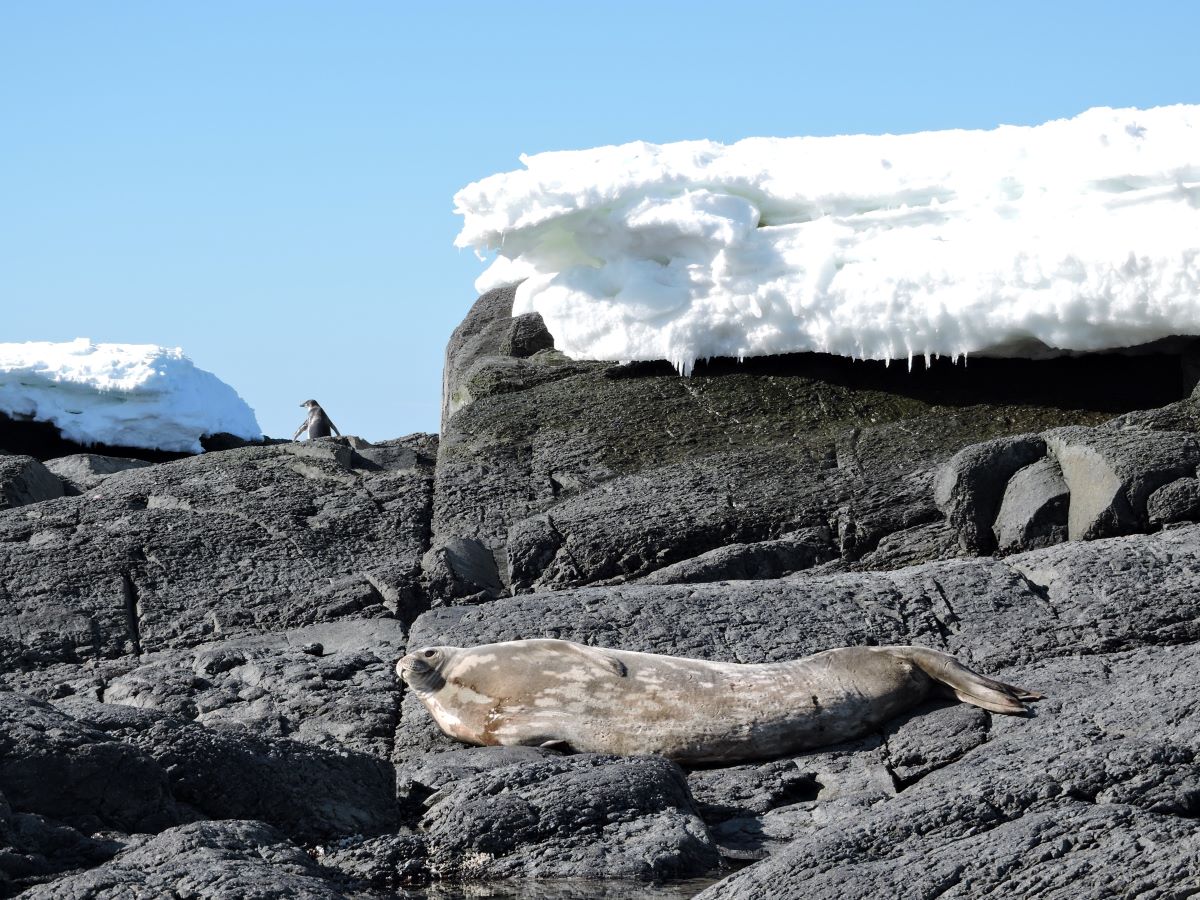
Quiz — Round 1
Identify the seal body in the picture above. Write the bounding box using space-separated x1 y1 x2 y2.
397 639 1038 764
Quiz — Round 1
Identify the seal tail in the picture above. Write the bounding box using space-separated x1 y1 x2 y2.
901 647 1042 715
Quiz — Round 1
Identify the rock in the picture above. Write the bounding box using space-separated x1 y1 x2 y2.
42 454 152 493
18 820 347 900
932 434 1046 553
0 791 126 891
1147 476 1200 527
0 455 63 510
0 692 179 834
419 754 717 880
430 294 1177 600
96 619 407 757
697 644 1200 899
639 527 838 584
59 699 399 846
397 525 1200 755
1044 425 1200 540
500 312 556 358
0 437 435 674
992 456 1070 552
317 830 429 892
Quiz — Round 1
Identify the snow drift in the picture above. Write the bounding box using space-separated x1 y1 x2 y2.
455 105 1200 372
0 339 262 453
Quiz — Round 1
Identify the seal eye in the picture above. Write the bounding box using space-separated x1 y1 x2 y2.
422 649 438 659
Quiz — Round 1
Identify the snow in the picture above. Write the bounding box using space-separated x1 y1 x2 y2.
0 339 262 453
455 105 1200 373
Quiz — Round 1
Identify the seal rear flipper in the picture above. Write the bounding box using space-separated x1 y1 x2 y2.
901 646 1041 715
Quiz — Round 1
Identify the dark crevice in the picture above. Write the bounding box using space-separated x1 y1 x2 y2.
120 571 143 656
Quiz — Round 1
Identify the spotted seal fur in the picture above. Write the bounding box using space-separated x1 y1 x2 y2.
397 639 1040 764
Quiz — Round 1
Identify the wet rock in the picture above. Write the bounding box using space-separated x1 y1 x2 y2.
932 434 1046 553
317 831 429 891
992 456 1070 552
19 820 347 900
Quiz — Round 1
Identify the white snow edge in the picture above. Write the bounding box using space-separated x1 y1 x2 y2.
0 339 263 454
455 105 1200 372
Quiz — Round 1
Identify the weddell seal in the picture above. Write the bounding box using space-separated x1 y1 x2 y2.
293 399 340 440
396 639 1041 764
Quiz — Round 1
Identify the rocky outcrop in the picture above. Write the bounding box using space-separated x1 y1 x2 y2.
426 289 1191 600
6 289 1200 898
0 435 435 686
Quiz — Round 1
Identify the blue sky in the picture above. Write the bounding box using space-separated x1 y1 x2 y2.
2 2 1197 441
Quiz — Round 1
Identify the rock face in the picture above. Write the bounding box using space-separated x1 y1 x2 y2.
4 288 1200 898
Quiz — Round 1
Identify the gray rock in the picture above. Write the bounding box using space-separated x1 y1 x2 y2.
1147 476 1200 527
397 525 1200 755
0 692 179 834
97 619 407 758
698 644 1200 899
0 455 63 510
42 454 152 493
1044 425 1200 539
0 437 434 673
19 820 347 900
992 456 1070 552
932 434 1046 553
60 699 398 846
420 754 717 880
639 527 838 584
317 830 429 892
500 312 556 358
0 790 126 890
429 293 1153 600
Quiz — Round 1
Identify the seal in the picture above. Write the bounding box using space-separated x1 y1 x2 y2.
397 639 1040 764
293 399 340 440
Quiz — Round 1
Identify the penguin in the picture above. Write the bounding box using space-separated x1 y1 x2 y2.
293 399 340 440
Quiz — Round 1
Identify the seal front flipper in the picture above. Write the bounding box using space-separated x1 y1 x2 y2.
555 640 628 677
539 739 576 753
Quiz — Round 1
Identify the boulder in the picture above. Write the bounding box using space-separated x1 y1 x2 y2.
932 434 1046 553
419 754 717 880
1044 426 1200 539
992 456 1070 552
0 455 63 510
429 290 1183 600
1147 476 1200 528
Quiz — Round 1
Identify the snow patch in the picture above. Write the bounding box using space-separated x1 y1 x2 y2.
0 339 263 453
455 105 1200 372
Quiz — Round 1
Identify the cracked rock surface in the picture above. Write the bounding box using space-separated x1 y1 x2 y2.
5 290 1200 898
